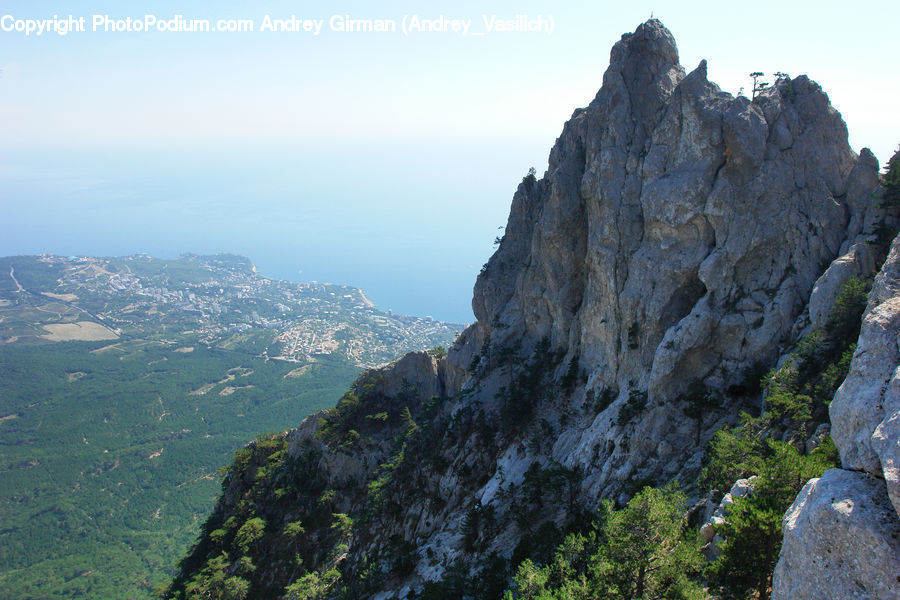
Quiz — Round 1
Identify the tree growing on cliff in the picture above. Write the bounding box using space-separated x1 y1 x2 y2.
506 483 707 600
680 381 721 445
749 71 769 99
883 144 900 206
594 484 706 599
180 552 250 600
706 439 839 600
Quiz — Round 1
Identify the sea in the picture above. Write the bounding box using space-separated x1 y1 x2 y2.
0 140 545 324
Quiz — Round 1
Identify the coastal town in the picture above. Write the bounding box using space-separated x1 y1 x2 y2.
0 253 462 367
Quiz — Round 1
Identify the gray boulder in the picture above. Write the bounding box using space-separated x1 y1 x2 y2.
773 469 900 599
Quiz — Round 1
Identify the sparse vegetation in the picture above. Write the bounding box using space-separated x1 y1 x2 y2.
617 388 648 426
882 144 900 207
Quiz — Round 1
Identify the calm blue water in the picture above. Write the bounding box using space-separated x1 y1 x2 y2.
0 141 544 323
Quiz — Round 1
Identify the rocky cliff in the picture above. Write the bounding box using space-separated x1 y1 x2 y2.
166 20 891 599
466 20 882 503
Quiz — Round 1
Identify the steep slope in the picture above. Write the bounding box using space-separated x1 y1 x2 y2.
166 20 888 599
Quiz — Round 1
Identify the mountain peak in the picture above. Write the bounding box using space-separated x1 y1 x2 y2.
603 19 684 114
613 18 679 65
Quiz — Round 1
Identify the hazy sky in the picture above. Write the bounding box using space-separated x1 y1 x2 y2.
1 0 898 321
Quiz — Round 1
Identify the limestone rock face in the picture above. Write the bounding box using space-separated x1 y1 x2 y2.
831 235 900 515
468 19 880 497
366 351 454 400
773 469 900 600
808 242 878 331
772 234 900 600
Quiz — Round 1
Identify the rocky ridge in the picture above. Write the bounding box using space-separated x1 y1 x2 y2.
167 20 892 599
462 17 882 504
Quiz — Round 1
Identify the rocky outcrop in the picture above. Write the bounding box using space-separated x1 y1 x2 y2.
465 19 882 501
699 477 756 559
831 235 900 511
772 235 900 600
773 469 900 599
366 19 882 587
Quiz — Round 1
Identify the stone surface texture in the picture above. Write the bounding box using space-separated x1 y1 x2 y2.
831 235 900 512
773 469 900 599
772 235 900 600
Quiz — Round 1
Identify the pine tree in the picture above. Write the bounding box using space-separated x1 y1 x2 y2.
507 483 708 599
593 484 706 599
883 144 900 206
707 441 838 600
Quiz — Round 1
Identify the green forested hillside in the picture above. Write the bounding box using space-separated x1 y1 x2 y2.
0 340 359 599
0 252 461 599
